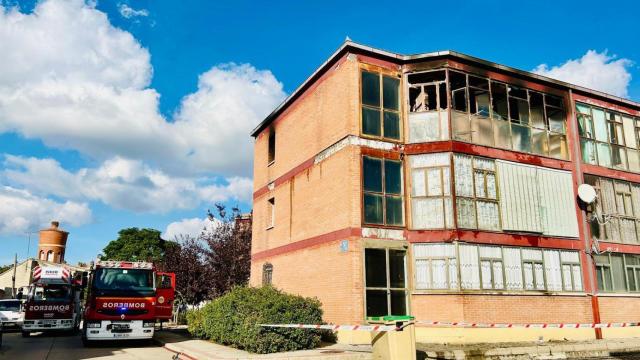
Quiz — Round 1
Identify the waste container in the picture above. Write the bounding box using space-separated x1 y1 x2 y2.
367 315 416 360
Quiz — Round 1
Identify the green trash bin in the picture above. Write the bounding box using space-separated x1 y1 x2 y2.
367 315 416 360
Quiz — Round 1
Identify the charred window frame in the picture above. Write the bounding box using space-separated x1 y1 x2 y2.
362 156 404 226
585 175 640 245
361 71 401 141
262 263 273 286
448 69 568 159
453 154 501 231
407 70 448 142
577 103 640 173
268 129 276 165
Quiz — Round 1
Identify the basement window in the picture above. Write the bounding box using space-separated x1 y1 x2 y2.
361 71 401 141
363 156 403 226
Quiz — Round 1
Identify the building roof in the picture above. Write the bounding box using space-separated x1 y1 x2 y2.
251 41 640 137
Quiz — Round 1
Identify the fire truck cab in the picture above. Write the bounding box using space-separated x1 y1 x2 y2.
82 260 175 345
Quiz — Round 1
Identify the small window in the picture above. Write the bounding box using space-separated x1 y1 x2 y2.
262 263 273 286
268 130 276 164
267 198 275 229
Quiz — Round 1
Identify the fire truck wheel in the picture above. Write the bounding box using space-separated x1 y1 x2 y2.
21 331 30 338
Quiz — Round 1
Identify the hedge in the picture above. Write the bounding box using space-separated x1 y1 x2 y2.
186 286 335 353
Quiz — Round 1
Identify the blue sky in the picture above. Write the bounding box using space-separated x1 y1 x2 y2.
1 0 639 265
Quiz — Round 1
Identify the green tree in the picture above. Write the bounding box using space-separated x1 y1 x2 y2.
102 228 175 263
0 264 11 274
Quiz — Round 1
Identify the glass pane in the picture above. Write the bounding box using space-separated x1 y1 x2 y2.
593 109 608 142
531 128 548 156
524 263 534 290
456 197 477 229
411 169 426 197
604 267 612 291
576 103 591 114
481 260 492 289
562 264 572 290
452 111 471 142
361 72 380 107
477 201 500 231
450 71 467 112
383 76 399 110
609 122 623 145
611 146 627 170
597 143 612 168
364 194 383 224
384 160 402 194
474 170 486 198
511 123 532 153
611 255 626 291
578 114 593 138
383 111 400 140
431 259 449 289
534 263 545 290
491 82 509 120
471 115 494 146
469 88 490 117
385 196 403 226
389 250 406 288
363 157 382 192
486 173 497 199
494 119 511 149
572 265 582 291
549 133 568 159
493 261 504 289
366 290 388 317
596 266 604 291
547 106 566 134
362 107 381 136
427 168 442 196
627 269 637 292
581 139 598 165
623 116 637 149
509 97 530 124
530 92 545 129
628 150 640 172
365 249 387 287
390 290 406 316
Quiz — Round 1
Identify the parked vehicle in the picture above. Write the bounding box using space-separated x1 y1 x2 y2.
21 266 82 337
0 299 24 329
81 260 175 346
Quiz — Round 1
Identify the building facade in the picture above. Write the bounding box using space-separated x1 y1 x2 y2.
249 42 640 343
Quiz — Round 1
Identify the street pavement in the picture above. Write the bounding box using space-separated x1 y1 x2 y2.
0 330 176 359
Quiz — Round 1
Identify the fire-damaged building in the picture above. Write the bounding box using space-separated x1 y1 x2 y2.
249 41 640 343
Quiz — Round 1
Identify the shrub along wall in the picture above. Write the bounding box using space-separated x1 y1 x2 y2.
186 286 335 354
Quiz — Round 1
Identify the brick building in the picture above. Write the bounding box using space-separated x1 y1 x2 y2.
249 41 640 343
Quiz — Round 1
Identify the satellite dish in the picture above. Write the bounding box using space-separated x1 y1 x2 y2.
578 184 597 204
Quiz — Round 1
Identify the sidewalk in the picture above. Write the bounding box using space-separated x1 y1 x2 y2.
153 328 373 360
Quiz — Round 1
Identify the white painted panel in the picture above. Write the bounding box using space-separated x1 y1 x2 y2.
415 259 430 289
537 168 579 237
412 198 444 229
413 243 455 258
410 153 450 168
560 251 580 263
497 161 542 232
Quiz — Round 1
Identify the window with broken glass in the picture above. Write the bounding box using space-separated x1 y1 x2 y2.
413 243 582 292
361 70 401 141
445 70 568 159
577 103 640 172
363 156 404 226
407 70 449 143
594 253 640 293
409 153 453 229
585 175 640 245
454 154 500 231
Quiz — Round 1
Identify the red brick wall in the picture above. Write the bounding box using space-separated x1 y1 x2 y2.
598 296 640 322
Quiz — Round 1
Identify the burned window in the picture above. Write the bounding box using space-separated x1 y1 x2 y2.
453 154 500 231
363 156 403 226
262 263 273 286
585 175 640 245
268 129 276 164
361 71 400 140
578 103 640 172
409 153 453 229
365 248 407 317
408 70 448 143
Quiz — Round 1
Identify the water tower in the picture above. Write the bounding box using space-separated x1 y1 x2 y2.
37 221 69 263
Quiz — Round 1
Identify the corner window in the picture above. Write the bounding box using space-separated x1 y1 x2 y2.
361 71 401 141
363 156 403 226
268 129 276 165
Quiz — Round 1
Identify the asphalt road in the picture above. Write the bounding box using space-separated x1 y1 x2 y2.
0 330 176 360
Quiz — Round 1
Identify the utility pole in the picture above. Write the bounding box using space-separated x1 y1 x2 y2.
11 253 17 298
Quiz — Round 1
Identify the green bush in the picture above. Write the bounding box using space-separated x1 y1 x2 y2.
186 286 335 353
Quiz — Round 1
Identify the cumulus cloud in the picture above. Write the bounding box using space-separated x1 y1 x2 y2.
0 186 91 234
0 0 286 176
533 50 633 98
3 155 253 213
118 3 148 18
162 217 220 240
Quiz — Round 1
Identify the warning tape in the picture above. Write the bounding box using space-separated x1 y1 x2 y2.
416 320 640 329
260 324 399 332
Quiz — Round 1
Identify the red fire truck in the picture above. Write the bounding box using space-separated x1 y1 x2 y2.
22 266 82 337
81 260 175 345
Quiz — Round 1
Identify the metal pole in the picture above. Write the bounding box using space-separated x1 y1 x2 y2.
11 253 17 298
27 232 32 260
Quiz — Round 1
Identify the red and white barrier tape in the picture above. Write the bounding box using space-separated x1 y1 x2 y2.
260 324 399 332
416 320 640 329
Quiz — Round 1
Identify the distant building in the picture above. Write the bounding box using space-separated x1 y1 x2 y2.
249 41 640 343
37 221 68 263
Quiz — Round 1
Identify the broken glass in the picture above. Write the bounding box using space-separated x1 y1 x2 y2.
530 92 545 129
491 82 509 121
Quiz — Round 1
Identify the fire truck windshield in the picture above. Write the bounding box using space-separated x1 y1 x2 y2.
93 268 154 296
31 285 72 302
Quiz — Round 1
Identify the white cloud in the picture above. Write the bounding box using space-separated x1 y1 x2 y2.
118 3 148 18
162 217 220 240
3 155 253 213
533 50 633 98
0 0 286 177
0 186 91 235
